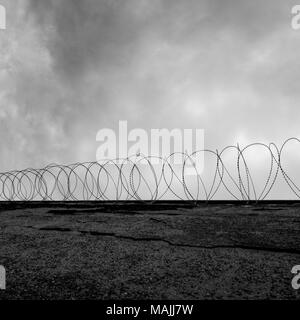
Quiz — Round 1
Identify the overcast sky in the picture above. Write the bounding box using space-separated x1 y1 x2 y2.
1 0 300 198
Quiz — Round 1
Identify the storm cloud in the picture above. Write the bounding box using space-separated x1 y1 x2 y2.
1 0 300 190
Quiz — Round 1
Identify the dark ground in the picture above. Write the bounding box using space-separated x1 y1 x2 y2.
0 201 300 300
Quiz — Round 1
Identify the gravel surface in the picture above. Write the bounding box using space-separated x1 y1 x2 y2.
0 201 300 299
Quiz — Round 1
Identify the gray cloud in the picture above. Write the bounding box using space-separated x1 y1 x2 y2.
1 0 300 189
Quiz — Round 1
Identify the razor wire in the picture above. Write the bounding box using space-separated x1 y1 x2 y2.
1 138 300 201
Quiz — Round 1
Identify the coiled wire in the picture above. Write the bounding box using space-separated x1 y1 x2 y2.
1 138 300 201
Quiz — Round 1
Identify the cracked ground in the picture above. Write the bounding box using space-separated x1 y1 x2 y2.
0 201 300 299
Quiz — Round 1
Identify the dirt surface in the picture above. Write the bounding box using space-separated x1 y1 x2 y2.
0 201 300 300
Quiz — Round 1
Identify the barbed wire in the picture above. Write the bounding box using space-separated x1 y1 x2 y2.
1 138 300 201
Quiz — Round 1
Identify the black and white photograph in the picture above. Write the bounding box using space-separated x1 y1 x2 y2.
0 0 300 314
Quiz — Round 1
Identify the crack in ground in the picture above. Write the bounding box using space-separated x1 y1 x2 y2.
25 225 300 255
46 209 182 216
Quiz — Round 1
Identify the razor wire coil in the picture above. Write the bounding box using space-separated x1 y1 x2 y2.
2 138 300 201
